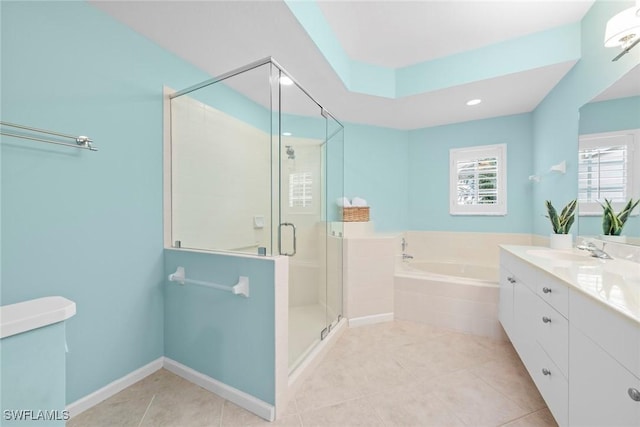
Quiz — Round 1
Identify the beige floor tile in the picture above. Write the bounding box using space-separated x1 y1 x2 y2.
293 358 364 412
367 386 466 427
470 358 547 412
353 352 418 395
392 331 497 378
430 370 531 426
66 396 150 427
501 408 559 427
300 397 385 427
67 321 548 427
220 400 269 426
246 414 302 427
107 369 188 403
139 380 224 427
278 398 299 417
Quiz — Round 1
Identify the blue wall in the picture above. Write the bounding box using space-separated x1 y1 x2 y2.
407 114 534 232
579 96 640 135
343 123 409 231
164 250 276 404
0 1 213 403
532 0 640 236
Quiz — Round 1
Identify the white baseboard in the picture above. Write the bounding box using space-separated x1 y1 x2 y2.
163 357 274 422
66 357 163 418
348 312 394 328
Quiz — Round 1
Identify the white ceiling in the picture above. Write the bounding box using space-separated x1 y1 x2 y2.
591 63 640 103
91 0 595 129
317 1 594 68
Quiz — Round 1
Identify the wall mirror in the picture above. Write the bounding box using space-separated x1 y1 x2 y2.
578 63 640 246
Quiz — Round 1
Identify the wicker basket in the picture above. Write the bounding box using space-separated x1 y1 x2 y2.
340 206 370 222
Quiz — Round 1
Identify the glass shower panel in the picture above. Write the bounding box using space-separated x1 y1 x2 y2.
324 114 345 332
279 71 329 372
170 63 274 255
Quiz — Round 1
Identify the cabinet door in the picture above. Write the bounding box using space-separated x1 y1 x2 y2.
513 278 538 367
499 267 515 337
569 324 640 426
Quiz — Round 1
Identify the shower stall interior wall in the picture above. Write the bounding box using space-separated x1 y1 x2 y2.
166 57 344 406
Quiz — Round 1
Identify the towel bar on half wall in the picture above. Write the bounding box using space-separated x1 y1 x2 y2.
168 266 250 298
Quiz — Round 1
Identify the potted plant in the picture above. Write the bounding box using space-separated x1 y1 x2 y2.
545 199 576 250
600 198 639 242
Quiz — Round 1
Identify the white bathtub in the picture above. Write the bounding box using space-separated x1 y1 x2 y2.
401 260 498 283
395 257 505 340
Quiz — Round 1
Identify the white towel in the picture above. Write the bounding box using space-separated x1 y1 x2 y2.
351 197 368 207
336 197 352 207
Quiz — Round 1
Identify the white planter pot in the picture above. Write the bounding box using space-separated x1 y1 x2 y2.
600 234 627 243
549 233 573 250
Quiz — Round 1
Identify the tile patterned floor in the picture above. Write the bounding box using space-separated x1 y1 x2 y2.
68 320 557 427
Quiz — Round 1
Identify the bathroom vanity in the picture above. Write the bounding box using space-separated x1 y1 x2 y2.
499 246 639 426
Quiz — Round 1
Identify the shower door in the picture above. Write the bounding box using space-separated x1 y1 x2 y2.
278 69 343 372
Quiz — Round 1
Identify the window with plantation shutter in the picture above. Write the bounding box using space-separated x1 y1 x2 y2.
289 171 312 208
578 130 639 215
450 144 507 215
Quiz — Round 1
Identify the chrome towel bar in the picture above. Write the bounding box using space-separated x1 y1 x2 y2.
0 121 97 151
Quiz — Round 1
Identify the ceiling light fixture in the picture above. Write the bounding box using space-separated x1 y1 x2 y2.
604 0 640 61
279 76 293 86
466 99 482 106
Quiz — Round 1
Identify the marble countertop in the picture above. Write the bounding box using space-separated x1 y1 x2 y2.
0 296 76 339
500 245 640 325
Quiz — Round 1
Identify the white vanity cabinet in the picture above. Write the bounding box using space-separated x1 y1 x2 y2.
569 286 640 427
499 250 569 426
499 246 640 427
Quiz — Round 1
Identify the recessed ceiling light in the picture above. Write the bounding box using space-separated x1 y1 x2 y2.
466 99 482 106
282 132 292 136
280 76 293 86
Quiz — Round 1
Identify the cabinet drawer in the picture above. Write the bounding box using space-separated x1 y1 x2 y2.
500 250 537 292
534 297 568 378
570 288 640 377
535 274 568 318
530 344 568 427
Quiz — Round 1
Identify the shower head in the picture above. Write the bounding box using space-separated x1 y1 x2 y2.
285 145 295 160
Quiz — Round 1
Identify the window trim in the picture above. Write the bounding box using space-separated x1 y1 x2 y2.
578 129 639 216
449 143 507 216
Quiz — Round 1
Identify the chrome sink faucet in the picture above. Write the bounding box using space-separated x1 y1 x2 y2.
577 241 613 260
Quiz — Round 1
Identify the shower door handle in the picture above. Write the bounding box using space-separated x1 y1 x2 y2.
278 222 297 256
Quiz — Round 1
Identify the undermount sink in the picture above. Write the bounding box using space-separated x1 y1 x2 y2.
526 249 594 262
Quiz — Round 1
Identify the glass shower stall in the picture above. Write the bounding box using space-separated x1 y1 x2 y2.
168 58 344 374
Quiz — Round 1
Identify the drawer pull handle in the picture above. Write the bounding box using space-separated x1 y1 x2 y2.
542 316 552 323
507 277 516 283
542 287 552 294
542 368 551 376
629 388 640 402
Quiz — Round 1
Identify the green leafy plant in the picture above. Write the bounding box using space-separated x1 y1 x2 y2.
601 198 640 236
545 199 576 234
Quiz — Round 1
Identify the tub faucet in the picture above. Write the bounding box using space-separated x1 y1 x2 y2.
402 253 414 261
577 242 613 260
